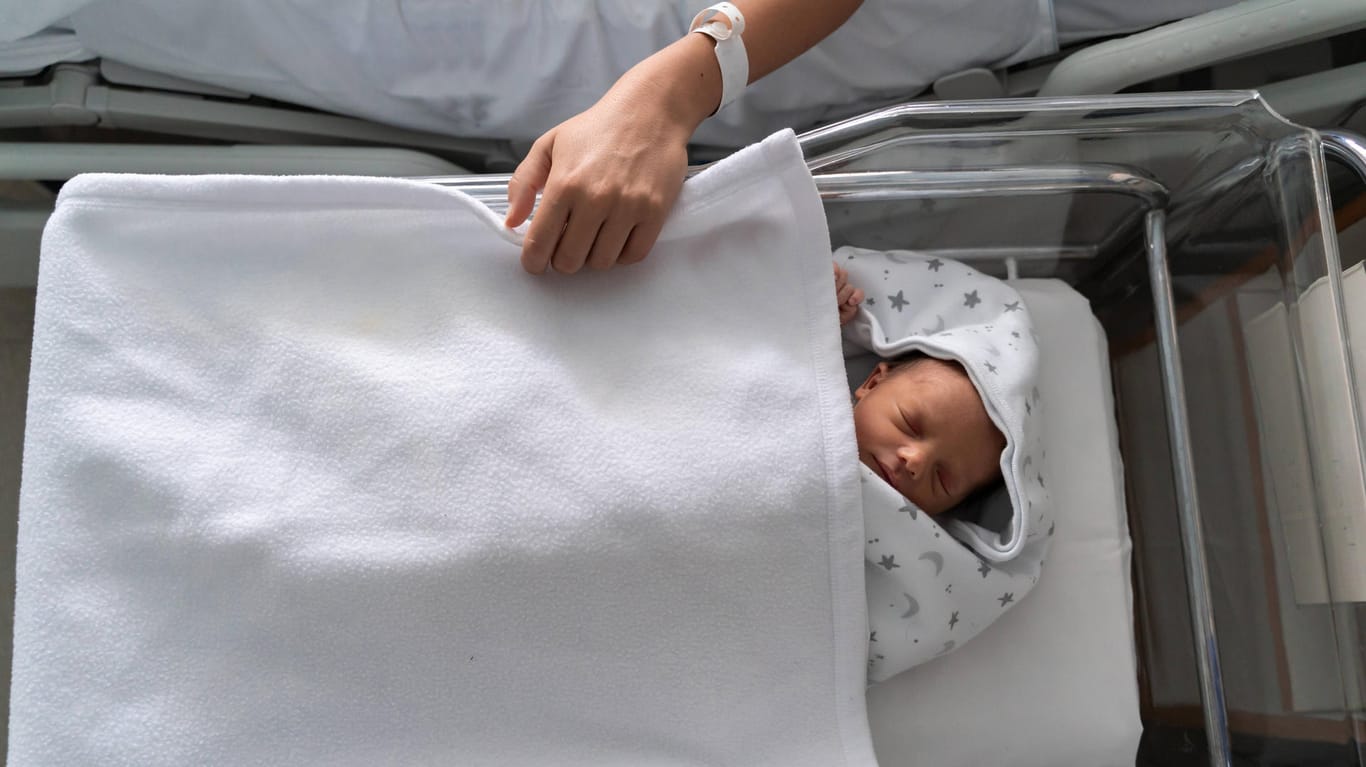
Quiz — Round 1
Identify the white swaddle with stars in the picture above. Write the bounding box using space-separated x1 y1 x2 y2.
838 246 1053 684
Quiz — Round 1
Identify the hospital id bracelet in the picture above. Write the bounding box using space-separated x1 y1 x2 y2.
689 2 747 114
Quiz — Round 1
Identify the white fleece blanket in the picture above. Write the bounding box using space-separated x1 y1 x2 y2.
11 131 876 766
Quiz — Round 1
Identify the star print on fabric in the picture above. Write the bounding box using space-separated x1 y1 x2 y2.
1004 301 1021 312
870 631 877 642
998 593 1015 607
865 296 875 306
1037 473 1046 489
1048 522 1056 537
1025 401 1032 415
985 362 998 374
927 258 944 271
888 291 908 311
1012 331 1021 338
948 611 959 630
977 560 991 578
879 555 900 571
898 504 918 520
963 290 981 309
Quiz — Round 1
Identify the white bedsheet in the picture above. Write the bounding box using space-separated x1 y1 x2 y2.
867 279 1141 766
10 131 877 765
0 0 1056 146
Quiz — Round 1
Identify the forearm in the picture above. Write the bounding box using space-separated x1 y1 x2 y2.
735 0 866 83
618 0 866 135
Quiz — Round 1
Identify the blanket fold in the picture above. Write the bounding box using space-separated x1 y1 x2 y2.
12 131 876 766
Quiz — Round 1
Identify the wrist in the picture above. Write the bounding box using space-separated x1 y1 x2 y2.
622 33 722 137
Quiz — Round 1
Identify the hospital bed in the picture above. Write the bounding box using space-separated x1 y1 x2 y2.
3 89 1365 766
2 0 1365 162
3 0 1365 286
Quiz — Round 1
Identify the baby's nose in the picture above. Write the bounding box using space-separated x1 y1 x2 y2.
896 444 928 478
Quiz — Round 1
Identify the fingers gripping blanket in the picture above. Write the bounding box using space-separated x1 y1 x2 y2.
11 132 877 766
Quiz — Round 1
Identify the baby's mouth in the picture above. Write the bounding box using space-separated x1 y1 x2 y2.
874 458 894 486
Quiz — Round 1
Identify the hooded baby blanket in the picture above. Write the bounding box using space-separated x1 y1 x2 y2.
11 132 877 766
839 246 1053 683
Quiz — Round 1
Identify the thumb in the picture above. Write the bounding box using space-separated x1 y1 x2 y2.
505 132 555 228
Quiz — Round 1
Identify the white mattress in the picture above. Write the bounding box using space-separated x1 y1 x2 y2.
867 279 1141 767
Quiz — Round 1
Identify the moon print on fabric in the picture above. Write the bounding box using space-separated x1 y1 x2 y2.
919 551 944 576
901 594 919 619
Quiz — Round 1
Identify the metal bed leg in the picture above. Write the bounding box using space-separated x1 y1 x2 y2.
1144 209 1233 767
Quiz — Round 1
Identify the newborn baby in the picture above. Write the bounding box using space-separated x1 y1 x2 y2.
831 249 1050 684
835 264 1005 515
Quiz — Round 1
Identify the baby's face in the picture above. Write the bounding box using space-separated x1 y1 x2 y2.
853 358 1005 516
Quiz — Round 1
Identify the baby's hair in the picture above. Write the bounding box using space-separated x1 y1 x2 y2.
886 350 963 380
886 350 933 374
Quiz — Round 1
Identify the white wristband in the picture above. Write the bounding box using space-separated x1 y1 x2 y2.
689 2 747 115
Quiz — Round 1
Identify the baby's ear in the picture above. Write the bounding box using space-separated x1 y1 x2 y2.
853 362 893 402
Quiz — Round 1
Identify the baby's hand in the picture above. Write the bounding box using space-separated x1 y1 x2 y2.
834 263 863 326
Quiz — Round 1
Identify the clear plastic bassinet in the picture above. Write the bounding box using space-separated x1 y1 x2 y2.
803 92 1366 767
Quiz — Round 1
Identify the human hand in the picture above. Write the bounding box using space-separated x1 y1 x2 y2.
504 79 692 275
834 263 863 325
